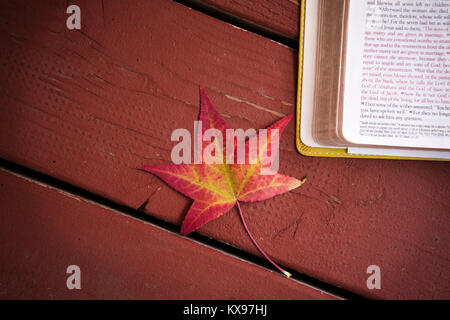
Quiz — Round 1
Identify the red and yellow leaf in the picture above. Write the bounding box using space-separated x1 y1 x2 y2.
141 88 304 236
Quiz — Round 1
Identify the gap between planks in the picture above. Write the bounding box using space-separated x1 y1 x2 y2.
173 0 299 49
0 157 365 300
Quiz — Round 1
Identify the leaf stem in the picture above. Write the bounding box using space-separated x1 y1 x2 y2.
236 201 291 278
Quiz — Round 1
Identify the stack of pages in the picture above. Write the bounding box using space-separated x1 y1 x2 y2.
296 0 450 160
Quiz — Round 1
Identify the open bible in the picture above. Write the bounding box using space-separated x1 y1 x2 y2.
296 0 450 160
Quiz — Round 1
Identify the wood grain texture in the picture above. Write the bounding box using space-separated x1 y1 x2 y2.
200 0 300 40
0 0 449 299
0 169 335 299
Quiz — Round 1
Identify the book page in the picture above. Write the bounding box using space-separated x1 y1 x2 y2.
348 146 450 159
342 0 450 149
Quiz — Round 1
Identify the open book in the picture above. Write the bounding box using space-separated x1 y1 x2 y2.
296 0 450 160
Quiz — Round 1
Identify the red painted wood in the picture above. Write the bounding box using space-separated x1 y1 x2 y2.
200 0 300 40
0 0 449 299
0 169 335 299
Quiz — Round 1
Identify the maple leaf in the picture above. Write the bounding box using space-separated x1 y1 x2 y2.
141 88 305 277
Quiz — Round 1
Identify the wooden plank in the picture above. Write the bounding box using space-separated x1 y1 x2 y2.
198 0 300 41
0 0 449 299
0 169 335 299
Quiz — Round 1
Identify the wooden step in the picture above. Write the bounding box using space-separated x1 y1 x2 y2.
0 0 449 298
